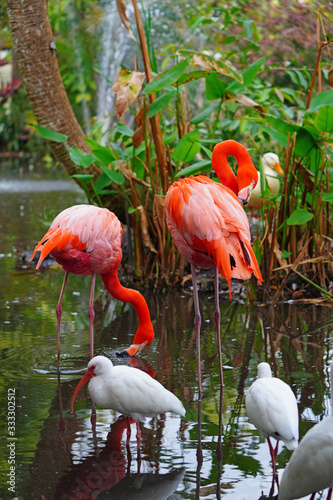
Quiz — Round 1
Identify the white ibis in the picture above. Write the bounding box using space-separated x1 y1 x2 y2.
247 152 283 214
71 355 185 446
245 362 299 480
278 360 333 500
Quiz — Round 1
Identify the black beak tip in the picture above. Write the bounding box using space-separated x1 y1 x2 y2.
116 350 130 358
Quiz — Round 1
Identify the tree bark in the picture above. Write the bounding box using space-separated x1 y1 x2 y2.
6 0 127 221
6 0 95 174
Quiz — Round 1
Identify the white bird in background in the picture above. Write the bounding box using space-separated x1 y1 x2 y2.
71 355 185 446
278 360 333 500
247 153 283 214
245 362 299 481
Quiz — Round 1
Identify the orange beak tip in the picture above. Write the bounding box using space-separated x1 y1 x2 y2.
275 163 284 175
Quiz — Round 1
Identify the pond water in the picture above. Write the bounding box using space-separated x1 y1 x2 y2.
0 160 332 500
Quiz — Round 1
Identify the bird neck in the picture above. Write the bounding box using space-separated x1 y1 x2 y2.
212 140 258 195
101 271 154 346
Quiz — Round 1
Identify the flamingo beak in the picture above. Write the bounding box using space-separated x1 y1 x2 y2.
116 341 148 358
238 180 255 206
274 162 283 175
70 368 94 412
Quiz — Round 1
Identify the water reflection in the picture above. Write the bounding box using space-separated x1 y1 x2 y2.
54 412 185 500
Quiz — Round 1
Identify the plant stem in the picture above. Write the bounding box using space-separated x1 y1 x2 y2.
131 0 168 194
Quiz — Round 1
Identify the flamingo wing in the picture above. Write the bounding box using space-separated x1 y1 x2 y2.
31 205 123 275
166 176 262 290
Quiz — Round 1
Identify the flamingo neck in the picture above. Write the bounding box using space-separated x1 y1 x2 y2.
101 271 154 346
212 140 258 195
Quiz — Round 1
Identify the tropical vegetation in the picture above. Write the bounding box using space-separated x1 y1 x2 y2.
1 0 333 301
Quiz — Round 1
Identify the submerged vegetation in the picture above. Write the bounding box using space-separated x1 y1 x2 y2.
1 0 333 300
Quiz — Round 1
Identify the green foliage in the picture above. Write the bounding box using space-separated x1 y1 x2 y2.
33 125 68 143
57 0 332 293
2 0 332 293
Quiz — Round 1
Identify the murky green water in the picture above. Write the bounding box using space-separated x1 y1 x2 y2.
0 160 332 500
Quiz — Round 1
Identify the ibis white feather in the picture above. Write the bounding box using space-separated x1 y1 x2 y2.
71 355 185 422
278 360 333 500
246 362 299 450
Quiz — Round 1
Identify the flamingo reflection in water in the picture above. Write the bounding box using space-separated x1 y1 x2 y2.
53 414 185 499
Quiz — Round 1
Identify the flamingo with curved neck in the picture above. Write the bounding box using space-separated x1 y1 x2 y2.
211 139 259 203
31 204 154 368
165 139 262 399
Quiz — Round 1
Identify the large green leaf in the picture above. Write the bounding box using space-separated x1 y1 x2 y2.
94 172 113 192
179 50 243 83
205 74 227 100
306 89 333 113
143 58 191 94
314 105 333 134
69 147 96 168
191 101 220 124
33 124 68 143
176 159 212 178
148 88 177 118
100 165 125 185
177 70 214 86
294 128 316 157
227 57 266 93
266 115 299 134
260 124 288 146
71 174 94 182
287 208 314 225
171 130 201 162
116 123 133 137
322 192 333 202
85 141 118 166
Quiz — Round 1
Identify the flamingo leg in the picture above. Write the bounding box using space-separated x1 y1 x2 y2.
191 263 202 398
214 267 224 467
191 263 203 464
88 273 96 360
87 273 97 416
214 267 224 389
195 397 203 499
309 494 316 500
55 271 69 371
327 489 332 500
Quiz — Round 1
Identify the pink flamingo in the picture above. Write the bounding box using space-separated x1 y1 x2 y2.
165 140 263 392
31 204 154 368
